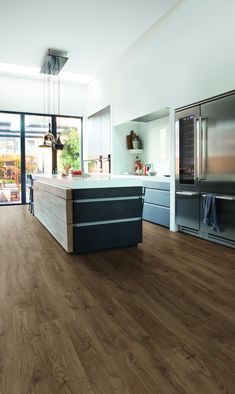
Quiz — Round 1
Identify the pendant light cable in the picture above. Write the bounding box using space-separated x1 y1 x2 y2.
43 71 46 129
47 73 50 116
53 74 56 115
58 77 60 116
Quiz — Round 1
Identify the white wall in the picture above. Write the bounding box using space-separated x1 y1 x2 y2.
87 0 235 125
0 74 87 116
86 0 235 233
112 116 170 175
112 121 143 174
141 117 170 176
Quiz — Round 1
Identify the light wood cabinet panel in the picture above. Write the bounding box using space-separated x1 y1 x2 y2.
34 181 73 252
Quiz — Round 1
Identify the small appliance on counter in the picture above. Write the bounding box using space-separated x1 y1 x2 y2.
143 163 151 176
143 163 157 176
147 164 157 176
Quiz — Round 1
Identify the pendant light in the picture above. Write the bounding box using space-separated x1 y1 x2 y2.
38 122 54 148
39 49 68 150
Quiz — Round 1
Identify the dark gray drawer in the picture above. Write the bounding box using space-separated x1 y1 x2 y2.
144 188 170 207
176 193 200 230
73 186 143 199
74 220 142 253
143 203 170 227
73 198 143 223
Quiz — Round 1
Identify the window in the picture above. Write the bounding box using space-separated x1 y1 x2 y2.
0 111 82 205
0 114 21 204
25 115 53 176
56 116 82 174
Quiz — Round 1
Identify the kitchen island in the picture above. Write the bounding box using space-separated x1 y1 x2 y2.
33 175 144 253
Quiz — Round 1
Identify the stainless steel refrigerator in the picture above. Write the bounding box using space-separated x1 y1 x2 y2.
175 92 235 248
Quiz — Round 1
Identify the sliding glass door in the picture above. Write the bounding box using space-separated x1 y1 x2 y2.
0 114 21 204
0 112 82 205
25 114 53 202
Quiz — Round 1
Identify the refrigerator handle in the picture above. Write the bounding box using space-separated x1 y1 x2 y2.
196 118 201 180
200 117 207 180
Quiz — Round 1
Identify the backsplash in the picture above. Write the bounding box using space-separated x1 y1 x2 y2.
112 116 170 176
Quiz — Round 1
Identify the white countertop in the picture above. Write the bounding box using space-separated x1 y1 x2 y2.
34 174 142 189
113 174 170 182
34 174 170 189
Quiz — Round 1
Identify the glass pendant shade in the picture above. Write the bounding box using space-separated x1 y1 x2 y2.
44 123 53 141
38 138 52 148
39 123 54 148
38 141 51 148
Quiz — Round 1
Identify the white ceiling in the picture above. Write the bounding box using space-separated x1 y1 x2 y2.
1 0 179 77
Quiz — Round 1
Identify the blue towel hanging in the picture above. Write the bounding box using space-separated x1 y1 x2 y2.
203 194 220 232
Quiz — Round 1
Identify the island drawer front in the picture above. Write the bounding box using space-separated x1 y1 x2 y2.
142 181 170 191
144 189 170 207
143 203 170 227
73 198 143 223
74 220 142 253
73 186 143 200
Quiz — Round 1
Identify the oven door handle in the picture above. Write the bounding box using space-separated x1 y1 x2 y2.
176 191 199 196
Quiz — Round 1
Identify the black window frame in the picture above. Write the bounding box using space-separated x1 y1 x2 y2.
0 110 83 205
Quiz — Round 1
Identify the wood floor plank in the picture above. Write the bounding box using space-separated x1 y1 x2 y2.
0 206 234 393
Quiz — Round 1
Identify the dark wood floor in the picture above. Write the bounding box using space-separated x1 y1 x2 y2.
0 206 234 394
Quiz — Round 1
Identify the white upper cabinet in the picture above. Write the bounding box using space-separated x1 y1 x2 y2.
87 106 111 158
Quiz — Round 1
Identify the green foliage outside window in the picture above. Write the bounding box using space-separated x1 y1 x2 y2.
59 128 80 171
0 161 4 177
